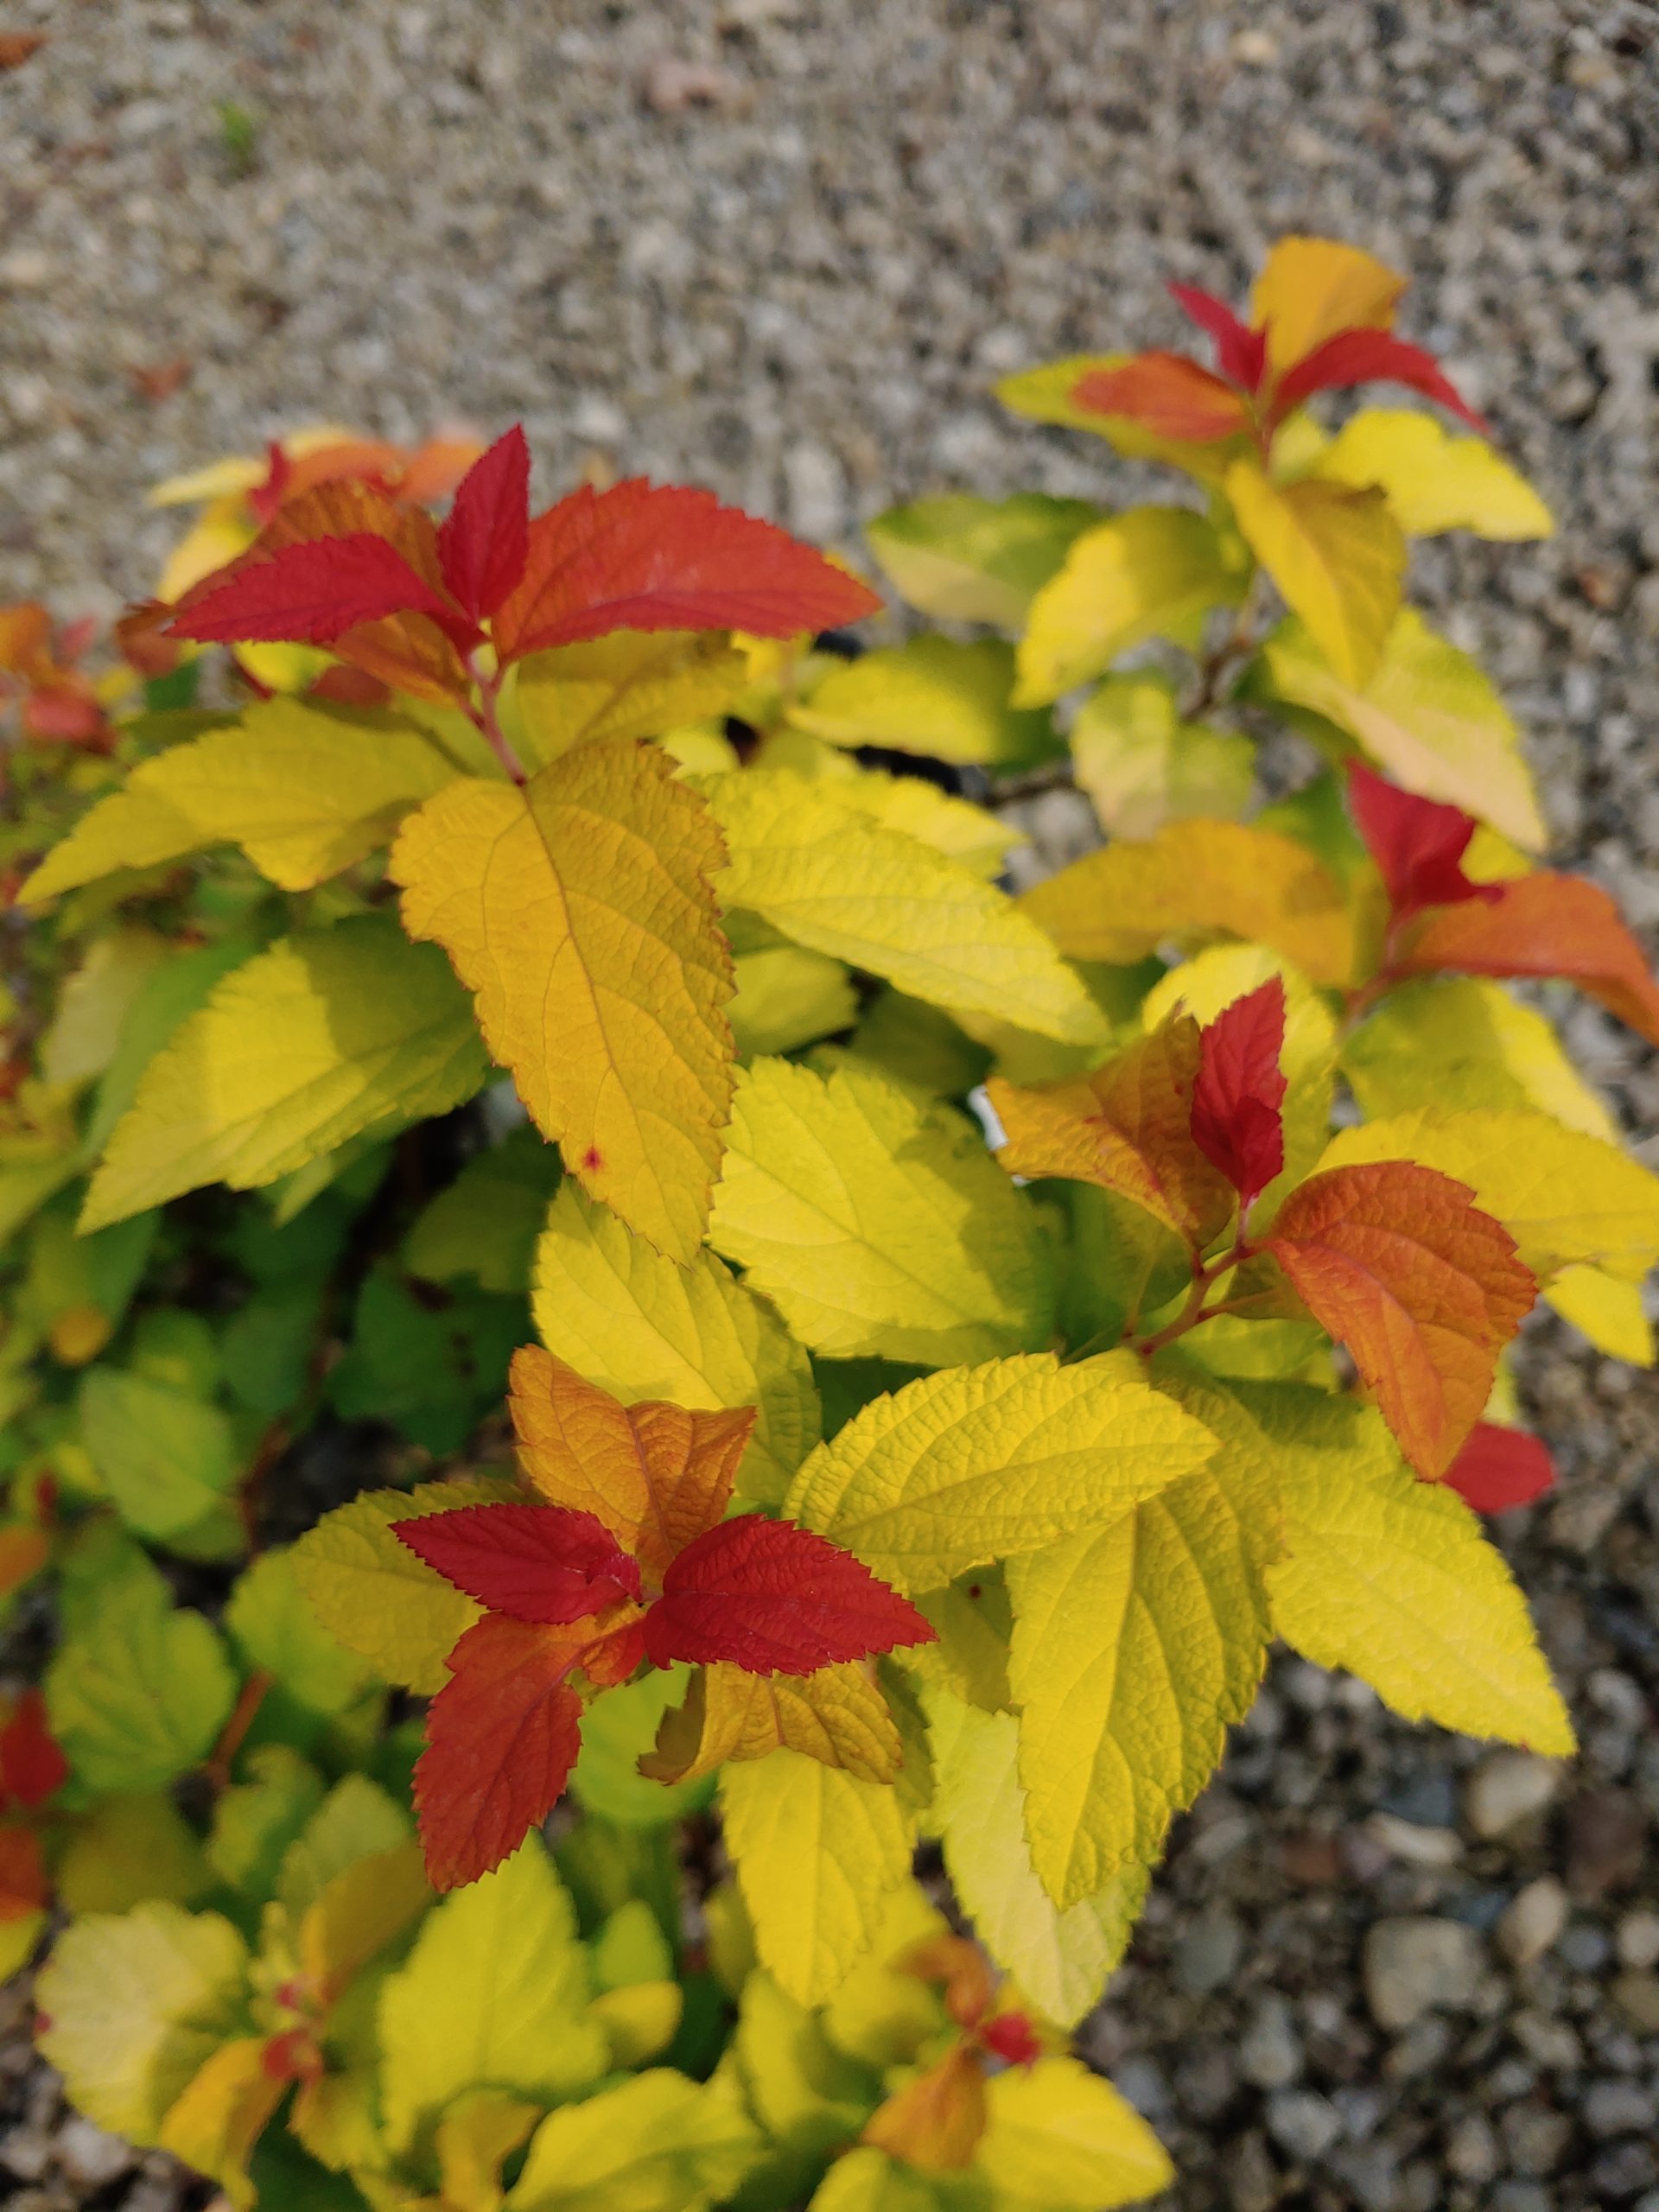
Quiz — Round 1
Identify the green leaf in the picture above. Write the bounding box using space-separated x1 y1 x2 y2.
865 491 1103 626
48 1580 237 1795
76 1368 240 1548
785 1351 1215 1593
728 946 860 1061
807 2147 938 2212
791 637 1057 770
85 934 264 1158
506 2069 760 2212
326 1264 524 1454
571 1669 717 1829
1069 671 1254 840
403 1123 564 1294
55 1793 212 1916
225 1548 374 1720
276 1772 410 1923
205 1746 327 1902
709 1057 1057 1368
532 1180 820 1507
378 1841 608 2158
81 917 488 1230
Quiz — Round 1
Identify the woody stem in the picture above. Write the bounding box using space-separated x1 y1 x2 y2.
1129 1235 1255 1359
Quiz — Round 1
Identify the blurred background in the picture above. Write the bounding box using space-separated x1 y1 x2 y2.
3 5 1658 2209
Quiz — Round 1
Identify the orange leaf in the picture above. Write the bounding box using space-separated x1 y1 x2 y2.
988 1016 1235 1249
1394 872 1659 1050
862 2043 988 2171
1265 1160 1535 1478
507 1346 754 1583
1071 353 1253 444
0 1528 48 1604
640 1658 903 1784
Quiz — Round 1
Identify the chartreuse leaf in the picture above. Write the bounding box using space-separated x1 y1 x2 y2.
225 1548 374 1720
1258 611 1545 850
1014 507 1245 708
505 2068 760 2212
1021 818 1358 988
81 918 486 1230
276 1773 411 1922
1069 671 1254 841
55 1792 211 1916
709 1058 1056 1368
791 636 1056 770
1319 1107 1659 1286
1225 463 1404 690
864 492 1102 626
533 1181 818 1506
36 1903 250 2140
76 1367 240 1552
391 739 734 1264
510 630 750 771
924 1689 1146 2029
1543 1265 1654 1366
720 1751 914 2005
729 1967 882 2202
289 1476 521 1694
1313 408 1553 539
753 737 1020 880
700 769 1104 1046
729 945 859 1059
378 1840 608 2158
48 1577 236 1794
785 1351 1215 1594
974 2056 1175 2209
404 1124 563 1293
433 2093 543 2212
996 356 1236 480
40 924 170 1090
809 2148 938 2212
1236 1383 1573 1752
205 1745 327 1901
157 2036 286 2211
571 1668 716 1827
18 697 457 903
1008 1370 1281 1909
1343 979 1617 1141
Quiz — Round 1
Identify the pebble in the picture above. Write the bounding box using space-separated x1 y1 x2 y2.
1498 1878 1567 1967
1265 2088 1344 2164
1445 2113 1501 2183
1567 1791 1649 1896
1616 1908 1659 1970
1238 1996 1303 2088
1584 2078 1659 2138
1613 1972 1659 2031
1363 1917 1484 2030
1365 1812 1463 1867
54 2118 134 2190
1465 1751 1564 1840
1500 2101 1575 2176
1174 1909 1243 1996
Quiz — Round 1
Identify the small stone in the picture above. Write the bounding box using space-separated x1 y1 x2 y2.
1366 1812 1463 1866
1363 1916 1484 2030
1281 1829 1343 1885
1616 1908 1659 1969
1585 2079 1659 2138
1174 1907 1243 1995
1266 2088 1343 2164
1501 2101 1575 2177
1239 1996 1303 2088
1465 1751 1563 1839
1593 2140 1659 2199
1111 2055 1171 2120
639 56 743 113
1560 1920 1612 1972
54 2116 135 2190
1492 2187 1553 2212
1567 1791 1649 1897
0 2129 50 2183
1446 2113 1501 2183
1498 1877 1568 1967
781 442 848 543
1226 2130 1281 2212
1614 1972 1659 2032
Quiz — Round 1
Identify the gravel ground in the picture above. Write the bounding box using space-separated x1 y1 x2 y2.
4 4 1659 2208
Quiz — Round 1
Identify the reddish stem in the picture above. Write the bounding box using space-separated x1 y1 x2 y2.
203 1669 274 1791
467 655 525 783
1130 1235 1256 1359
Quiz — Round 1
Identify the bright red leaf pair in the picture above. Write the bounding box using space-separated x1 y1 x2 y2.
169 423 882 706
1348 763 1659 1047
393 1349 932 1888
0 1691 66 1924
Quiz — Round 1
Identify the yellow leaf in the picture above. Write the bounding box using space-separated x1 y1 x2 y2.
532 1181 818 1506
21 699 459 904
720 1751 913 2005
729 946 859 1059
864 493 1103 626
709 1057 1056 1368
643 1661 902 1785
80 918 487 1231
791 636 1056 770
701 769 1103 1045
975 2054 1175 2209
40 926 170 1090
1258 610 1545 850
752 728 1023 878
289 1476 521 1694
995 359 1236 482
1069 673 1254 841
1225 462 1404 689
392 739 734 1263
378 1841 608 2158
297 1840 430 1999
276 1772 411 1923
35 1903 250 2141
157 2037 286 2212
1343 978 1617 1142
1313 408 1554 539
785 1351 1214 1594
1014 508 1245 708
510 631 750 771
1250 236 1404 375
1246 1382 1574 1753
435 2093 543 2212
1008 1370 1281 1906
1544 1264 1655 1366
906 1569 1014 1713
1020 817 1357 987
1319 1106 1659 1283
808 2147 939 2212
924 1690 1146 2029
505 2069 760 2212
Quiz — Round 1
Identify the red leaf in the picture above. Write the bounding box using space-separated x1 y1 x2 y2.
1071 353 1253 444
436 425 531 622
1168 282 1267 395
981 2012 1043 2068
1268 328 1486 432
1190 977 1287 1208
0 1691 66 1813
1348 762 1497 919
392 1503 642 1625
171 533 459 647
1442 1422 1556 1513
0 1826 46 1920
413 1614 585 1890
1266 1160 1535 1478
1394 870 1659 1050
489 478 884 662
641 1515 936 1677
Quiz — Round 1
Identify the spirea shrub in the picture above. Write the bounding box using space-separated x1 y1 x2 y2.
1 236 1654 2211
